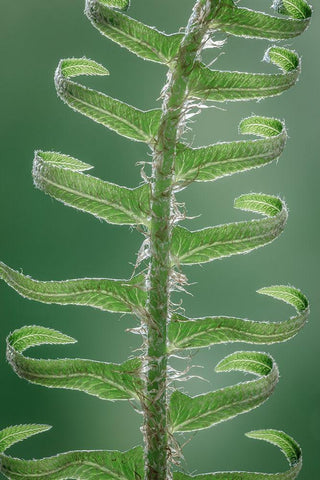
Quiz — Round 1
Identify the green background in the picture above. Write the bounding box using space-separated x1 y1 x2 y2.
0 0 319 478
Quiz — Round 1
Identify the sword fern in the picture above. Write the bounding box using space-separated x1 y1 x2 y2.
0 1 312 480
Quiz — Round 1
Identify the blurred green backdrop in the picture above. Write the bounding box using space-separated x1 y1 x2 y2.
0 1 319 478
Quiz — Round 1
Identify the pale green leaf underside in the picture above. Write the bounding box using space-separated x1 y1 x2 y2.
170 351 278 433
171 193 287 265
189 47 300 102
169 286 309 351
7 326 143 401
55 58 161 143
175 116 287 184
0 440 144 480
211 0 311 40
33 151 150 226
85 0 182 64
174 430 301 480
0 262 147 313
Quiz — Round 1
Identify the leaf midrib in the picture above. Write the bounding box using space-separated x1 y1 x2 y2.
14 359 139 399
1 272 134 310
193 74 297 96
213 8 307 37
1 458 130 480
175 217 282 263
172 371 276 431
37 169 148 226
10 333 73 349
170 315 305 349
98 9 172 64
66 82 152 142
176 136 284 180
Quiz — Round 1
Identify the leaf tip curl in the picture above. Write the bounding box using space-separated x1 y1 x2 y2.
7 325 77 354
263 46 300 73
0 424 52 453
257 285 309 313
272 0 312 20
234 192 287 219
34 150 93 174
245 429 302 467
215 351 274 377
58 57 110 79
239 116 286 139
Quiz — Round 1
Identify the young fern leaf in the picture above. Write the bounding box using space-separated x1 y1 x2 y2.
0 262 147 314
7 326 143 401
170 352 278 433
175 116 287 184
246 429 302 468
33 151 150 226
55 58 161 143
171 194 287 265
0 427 302 480
210 0 311 40
85 0 183 64
0 426 144 480
174 430 302 480
189 47 300 102
168 286 309 351
0 449 145 480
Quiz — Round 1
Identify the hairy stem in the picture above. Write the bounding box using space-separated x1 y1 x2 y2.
144 2 220 480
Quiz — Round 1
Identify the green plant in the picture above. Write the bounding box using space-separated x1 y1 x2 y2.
0 0 312 479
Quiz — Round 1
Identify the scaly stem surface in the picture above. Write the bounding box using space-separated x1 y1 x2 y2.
145 2 220 480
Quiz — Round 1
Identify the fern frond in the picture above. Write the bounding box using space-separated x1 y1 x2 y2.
1 450 144 480
168 286 309 351
171 194 287 265
170 351 278 432
55 58 161 143
0 1 312 479
6 326 143 401
0 262 146 314
33 151 150 226
0 425 144 480
174 430 302 479
189 47 300 102
210 0 311 40
175 116 287 184
85 0 182 64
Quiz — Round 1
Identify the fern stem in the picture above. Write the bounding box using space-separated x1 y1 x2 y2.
144 2 220 480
